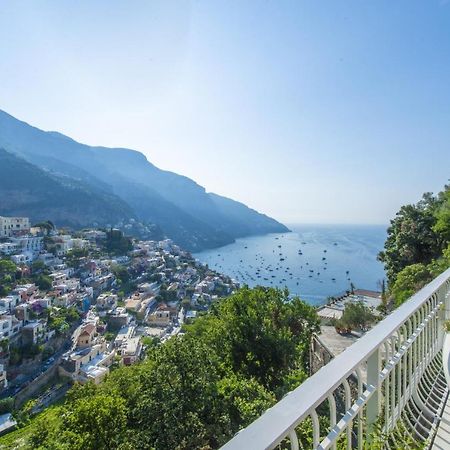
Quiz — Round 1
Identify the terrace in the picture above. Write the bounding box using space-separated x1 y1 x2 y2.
222 267 450 449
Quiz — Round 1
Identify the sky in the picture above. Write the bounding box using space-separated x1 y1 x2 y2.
0 1 449 225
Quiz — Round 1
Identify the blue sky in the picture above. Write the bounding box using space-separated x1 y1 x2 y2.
0 1 449 225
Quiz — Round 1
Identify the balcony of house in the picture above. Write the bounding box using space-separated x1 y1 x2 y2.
221 267 450 450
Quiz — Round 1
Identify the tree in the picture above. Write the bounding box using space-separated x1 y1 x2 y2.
104 331 116 342
338 301 375 331
187 286 319 392
91 336 237 449
66 247 89 269
433 186 450 245
31 259 46 274
105 229 132 255
217 374 274 435
32 221 55 236
35 274 52 291
378 193 443 284
59 394 128 450
0 397 13 415
141 336 159 348
24 287 320 449
428 243 450 278
390 263 432 307
111 264 130 284
0 338 9 354
48 307 80 335
0 259 17 295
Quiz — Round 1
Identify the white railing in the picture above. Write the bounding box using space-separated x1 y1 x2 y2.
221 268 450 450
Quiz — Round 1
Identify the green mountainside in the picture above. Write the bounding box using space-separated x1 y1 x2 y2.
0 148 133 228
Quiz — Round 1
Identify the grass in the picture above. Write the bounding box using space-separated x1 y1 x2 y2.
0 422 32 450
0 401 64 449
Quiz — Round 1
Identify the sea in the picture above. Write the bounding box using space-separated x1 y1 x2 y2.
193 224 387 307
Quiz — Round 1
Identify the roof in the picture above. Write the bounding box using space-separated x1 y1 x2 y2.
121 337 141 355
317 307 343 320
79 323 96 336
0 413 17 434
353 289 381 299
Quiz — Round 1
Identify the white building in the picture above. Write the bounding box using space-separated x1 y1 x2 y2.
38 252 61 266
10 253 33 264
0 216 30 238
117 336 142 366
0 242 19 255
0 315 21 340
11 236 43 254
114 325 135 348
0 295 21 314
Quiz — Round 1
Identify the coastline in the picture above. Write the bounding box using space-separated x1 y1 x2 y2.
194 224 386 306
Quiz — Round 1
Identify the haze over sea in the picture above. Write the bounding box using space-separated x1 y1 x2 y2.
194 224 387 306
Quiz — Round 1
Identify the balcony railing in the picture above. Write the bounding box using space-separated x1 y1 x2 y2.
221 267 450 450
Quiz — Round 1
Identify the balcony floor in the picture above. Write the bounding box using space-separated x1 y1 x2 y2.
432 390 450 450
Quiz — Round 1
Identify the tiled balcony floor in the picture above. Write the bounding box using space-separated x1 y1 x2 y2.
432 390 450 450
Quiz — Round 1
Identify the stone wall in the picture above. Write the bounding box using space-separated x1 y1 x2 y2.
14 363 59 409
309 333 334 375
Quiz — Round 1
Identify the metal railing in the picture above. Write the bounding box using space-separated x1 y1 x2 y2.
221 268 450 450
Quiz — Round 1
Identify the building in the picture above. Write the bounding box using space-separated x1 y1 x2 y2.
0 216 30 238
114 325 143 365
117 336 142 366
147 303 173 327
0 295 20 314
14 304 30 323
11 236 43 254
37 252 61 267
107 307 131 329
60 317 114 384
59 343 114 384
10 253 33 265
76 323 97 348
21 320 46 345
0 242 19 256
114 325 135 348
0 315 21 340
12 284 37 301
96 293 118 311
0 413 17 435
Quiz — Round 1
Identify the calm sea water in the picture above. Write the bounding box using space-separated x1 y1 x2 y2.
193 224 387 306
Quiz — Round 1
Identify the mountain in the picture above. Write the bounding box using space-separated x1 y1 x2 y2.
0 109 289 250
0 148 133 227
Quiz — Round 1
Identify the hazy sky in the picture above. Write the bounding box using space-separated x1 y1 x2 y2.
0 1 449 225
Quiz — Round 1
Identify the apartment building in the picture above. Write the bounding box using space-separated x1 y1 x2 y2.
0 216 30 238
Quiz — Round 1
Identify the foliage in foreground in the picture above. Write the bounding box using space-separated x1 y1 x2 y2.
378 184 450 306
5 286 319 450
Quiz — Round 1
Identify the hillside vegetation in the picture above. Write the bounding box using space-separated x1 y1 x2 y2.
0 287 319 450
378 184 450 307
0 149 133 227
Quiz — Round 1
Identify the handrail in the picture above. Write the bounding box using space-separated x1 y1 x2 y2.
221 267 450 450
